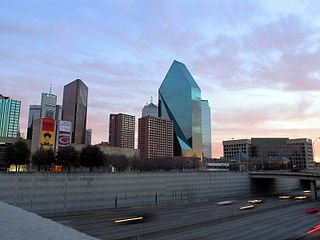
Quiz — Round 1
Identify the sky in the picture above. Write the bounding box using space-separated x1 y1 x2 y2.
1 0 320 160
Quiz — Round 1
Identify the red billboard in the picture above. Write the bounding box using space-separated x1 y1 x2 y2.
41 118 55 150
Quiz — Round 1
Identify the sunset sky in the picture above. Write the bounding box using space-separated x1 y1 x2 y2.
1 0 320 159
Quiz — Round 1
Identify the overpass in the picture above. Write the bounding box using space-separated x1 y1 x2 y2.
250 171 319 200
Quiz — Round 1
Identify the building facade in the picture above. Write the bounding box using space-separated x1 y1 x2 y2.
0 95 21 138
223 138 314 169
138 116 173 159
223 139 252 159
62 79 88 144
109 113 135 148
142 97 158 117
55 105 62 121
201 100 212 159
27 105 41 139
158 60 203 159
41 93 57 119
85 129 92 145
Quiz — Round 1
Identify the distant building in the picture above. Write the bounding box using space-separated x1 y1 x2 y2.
0 95 21 138
41 93 57 119
73 144 139 159
55 105 62 121
62 79 88 144
85 129 92 145
158 60 202 160
27 105 41 139
201 100 212 159
223 139 252 159
109 113 135 148
142 97 158 117
138 116 173 159
223 138 314 169
288 138 314 169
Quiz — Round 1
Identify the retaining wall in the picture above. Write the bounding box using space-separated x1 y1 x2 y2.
0 172 300 214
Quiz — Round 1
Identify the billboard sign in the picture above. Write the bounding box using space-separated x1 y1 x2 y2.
41 118 55 150
58 120 71 147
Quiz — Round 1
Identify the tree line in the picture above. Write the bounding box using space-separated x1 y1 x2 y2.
4 141 200 172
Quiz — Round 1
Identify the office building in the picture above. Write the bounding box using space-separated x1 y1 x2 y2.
55 105 62 121
142 97 158 117
223 139 252 159
109 113 135 148
138 116 173 159
201 100 212 159
158 60 203 159
62 79 88 144
223 138 314 169
27 105 41 139
41 93 57 119
0 95 21 138
288 138 314 169
85 129 92 145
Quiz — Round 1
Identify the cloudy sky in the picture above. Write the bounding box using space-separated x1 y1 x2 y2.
1 0 320 159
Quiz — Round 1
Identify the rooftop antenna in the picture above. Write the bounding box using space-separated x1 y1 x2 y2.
49 84 53 94
150 96 153 103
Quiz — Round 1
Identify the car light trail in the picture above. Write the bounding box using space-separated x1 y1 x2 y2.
240 205 254 210
295 196 307 200
216 201 232 205
307 225 320 234
248 200 263 203
278 196 290 199
114 217 143 223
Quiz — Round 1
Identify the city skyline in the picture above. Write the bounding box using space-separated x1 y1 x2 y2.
2 1 320 159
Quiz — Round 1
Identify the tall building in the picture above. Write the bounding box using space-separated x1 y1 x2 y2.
62 79 88 144
158 60 203 159
138 116 173 159
223 138 314 169
41 93 57 119
142 96 158 117
109 113 135 148
55 105 62 121
201 100 212 159
85 129 92 145
0 95 21 138
27 105 41 139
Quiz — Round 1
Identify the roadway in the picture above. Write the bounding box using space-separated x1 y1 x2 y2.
45 191 318 240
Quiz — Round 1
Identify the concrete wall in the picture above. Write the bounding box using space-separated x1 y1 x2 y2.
0 172 300 214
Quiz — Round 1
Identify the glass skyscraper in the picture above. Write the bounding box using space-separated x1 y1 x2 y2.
27 105 41 139
201 100 212 159
0 95 21 138
142 97 158 117
62 79 88 144
158 60 203 159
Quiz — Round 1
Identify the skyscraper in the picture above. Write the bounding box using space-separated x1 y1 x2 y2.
85 129 92 145
138 116 173 159
27 105 41 139
0 95 21 138
109 113 135 148
158 60 203 159
201 100 212 159
142 96 158 117
62 79 88 144
55 105 62 121
41 93 57 119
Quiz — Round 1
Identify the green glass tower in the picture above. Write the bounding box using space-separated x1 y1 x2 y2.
0 95 21 138
158 60 202 159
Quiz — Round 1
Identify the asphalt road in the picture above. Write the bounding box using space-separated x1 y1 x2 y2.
46 191 319 240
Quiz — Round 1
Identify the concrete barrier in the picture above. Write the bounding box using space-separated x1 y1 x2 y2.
0 172 300 214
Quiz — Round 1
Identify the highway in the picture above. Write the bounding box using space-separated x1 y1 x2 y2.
46 192 319 240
